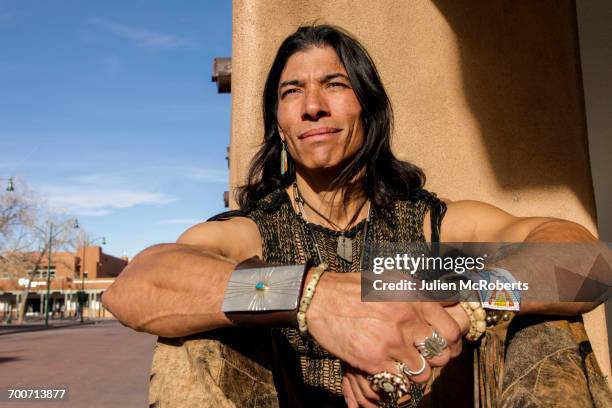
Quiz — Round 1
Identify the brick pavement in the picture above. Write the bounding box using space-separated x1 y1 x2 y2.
0 320 157 408
0 320 96 336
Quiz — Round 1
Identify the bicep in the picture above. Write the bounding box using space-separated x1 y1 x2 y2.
440 200 553 242
177 217 263 262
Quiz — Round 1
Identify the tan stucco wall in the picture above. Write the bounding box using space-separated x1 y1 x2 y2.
230 0 609 377
577 0 612 366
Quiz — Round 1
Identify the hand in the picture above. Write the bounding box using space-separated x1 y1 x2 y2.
339 303 471 407
306 271 463 384
342 366 384 408
445 303 471 336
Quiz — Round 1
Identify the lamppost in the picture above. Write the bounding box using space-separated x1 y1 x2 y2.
73 220 105 324
2 177 15 322
43 218 79 327
43 223 53 327
0 177 15 192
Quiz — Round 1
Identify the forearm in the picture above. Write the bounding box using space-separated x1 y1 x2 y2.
102 243 235 337
499 220 609 315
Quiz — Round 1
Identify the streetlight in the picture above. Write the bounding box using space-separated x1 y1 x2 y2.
43 222 53 327
73 219 105 324
43 218 79 327
1 177 15 192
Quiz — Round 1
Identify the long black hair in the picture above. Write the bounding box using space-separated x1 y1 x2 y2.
236 24 425 211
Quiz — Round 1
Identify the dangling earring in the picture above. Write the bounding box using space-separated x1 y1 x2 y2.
280 141 288 176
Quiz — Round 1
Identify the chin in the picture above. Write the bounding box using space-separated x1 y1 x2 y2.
300 158 346 173
298 150 359 172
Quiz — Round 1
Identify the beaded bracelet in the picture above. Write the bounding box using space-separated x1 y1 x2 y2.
460 301 515 342
460 301 487 342
297 263 328 335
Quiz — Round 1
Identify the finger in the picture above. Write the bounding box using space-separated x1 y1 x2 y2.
420 302 463 358
347 372 380 408
387 321 433 384
342 376 358 408
391 352 432 385
411 324 451 368
353 371 383 402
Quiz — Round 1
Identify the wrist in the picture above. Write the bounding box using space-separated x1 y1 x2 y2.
305 272 361 335
303 269 332 325
222 257 310 327
297 263 329 334
446 303 470 335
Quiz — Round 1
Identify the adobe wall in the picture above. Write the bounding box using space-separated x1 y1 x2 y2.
230 0 609 377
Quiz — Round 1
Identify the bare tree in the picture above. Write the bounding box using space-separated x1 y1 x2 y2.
0 185 35 245
0 185 80 323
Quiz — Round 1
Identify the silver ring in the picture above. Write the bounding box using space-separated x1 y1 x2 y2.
415 329 448 359
366 371 409 401
398 355 427 377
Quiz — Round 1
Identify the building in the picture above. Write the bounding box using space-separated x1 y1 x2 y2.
0 246 127 320
221 0 610 379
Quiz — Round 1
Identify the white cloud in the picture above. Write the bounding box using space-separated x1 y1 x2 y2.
71 173 128 186
156 218 201 225
186 167 228 183
39 174 177 217
91 18 196 50
44 187 176 215
75 209 113 217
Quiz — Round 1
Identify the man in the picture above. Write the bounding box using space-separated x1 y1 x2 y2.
102 25 609 408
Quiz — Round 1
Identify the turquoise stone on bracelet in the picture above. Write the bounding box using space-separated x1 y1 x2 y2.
255 281 267 290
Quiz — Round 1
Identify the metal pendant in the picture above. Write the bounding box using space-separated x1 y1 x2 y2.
337 234 353 262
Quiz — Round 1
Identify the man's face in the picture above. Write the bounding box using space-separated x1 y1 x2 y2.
276 46 364 173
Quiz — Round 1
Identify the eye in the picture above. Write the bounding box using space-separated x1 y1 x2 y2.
281 88 300 98
327 82 349 89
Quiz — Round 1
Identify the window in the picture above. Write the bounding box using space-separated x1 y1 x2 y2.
33 267 55 279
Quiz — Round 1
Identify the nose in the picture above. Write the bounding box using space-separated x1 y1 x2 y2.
301 87 330 121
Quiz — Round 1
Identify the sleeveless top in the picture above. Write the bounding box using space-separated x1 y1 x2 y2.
208 187 445 407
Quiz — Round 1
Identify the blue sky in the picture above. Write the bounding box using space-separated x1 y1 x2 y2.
0 1 232 258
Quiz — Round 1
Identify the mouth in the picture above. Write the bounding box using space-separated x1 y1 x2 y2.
299 127 342 139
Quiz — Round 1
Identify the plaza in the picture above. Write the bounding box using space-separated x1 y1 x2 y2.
0 320 157 408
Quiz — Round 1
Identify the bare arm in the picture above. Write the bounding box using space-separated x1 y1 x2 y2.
103 207 472 405
101 217 262 337
102 216 466 384
430 199 609 315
